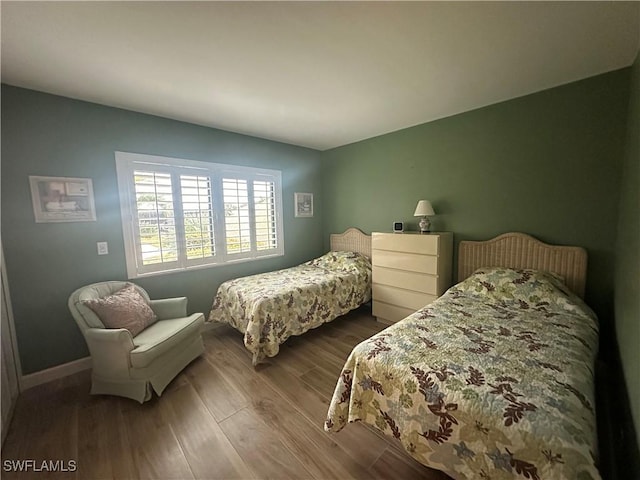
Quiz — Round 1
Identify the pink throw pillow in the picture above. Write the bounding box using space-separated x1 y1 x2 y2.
83 284 157 337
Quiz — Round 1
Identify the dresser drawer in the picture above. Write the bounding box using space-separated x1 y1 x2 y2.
373 266 438 294
373 233 439 255
373 284 436 311
372 250 438 274
372 301 415 324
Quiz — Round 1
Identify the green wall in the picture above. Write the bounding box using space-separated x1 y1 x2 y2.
616 50 640 444
321 69 630 325
1 85 324 374
2 67 635 386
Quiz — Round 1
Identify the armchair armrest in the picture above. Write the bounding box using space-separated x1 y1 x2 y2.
149 297 188 320
84 328 135 378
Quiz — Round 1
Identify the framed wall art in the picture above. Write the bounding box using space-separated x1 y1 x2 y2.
294 192 313 218
29 176 97 223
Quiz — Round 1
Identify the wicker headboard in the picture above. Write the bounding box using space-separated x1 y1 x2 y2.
330 228 371 258
458 232 588 298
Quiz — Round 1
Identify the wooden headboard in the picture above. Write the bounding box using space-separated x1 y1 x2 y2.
458 232 588 298
330 228 371 258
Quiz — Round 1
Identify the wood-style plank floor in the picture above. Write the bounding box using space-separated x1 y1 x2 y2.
1 307 451 480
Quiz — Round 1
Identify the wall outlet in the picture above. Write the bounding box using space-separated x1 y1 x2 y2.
97 242 109 255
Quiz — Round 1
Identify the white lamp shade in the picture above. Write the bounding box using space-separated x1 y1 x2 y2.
414 200 435 217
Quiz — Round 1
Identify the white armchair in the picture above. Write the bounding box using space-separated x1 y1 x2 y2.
68 281 204 403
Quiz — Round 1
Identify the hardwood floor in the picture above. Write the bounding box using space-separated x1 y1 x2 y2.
1 307 451 480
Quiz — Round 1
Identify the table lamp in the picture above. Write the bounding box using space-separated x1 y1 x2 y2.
414 200 435 233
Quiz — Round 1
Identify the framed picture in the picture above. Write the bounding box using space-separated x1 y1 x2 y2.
29 176 97 223
294 192 313 218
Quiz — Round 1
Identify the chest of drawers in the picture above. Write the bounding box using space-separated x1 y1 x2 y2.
371 232 453 324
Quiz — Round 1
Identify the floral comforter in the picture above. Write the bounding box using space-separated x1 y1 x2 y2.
208 251 371 365
325 268 600 480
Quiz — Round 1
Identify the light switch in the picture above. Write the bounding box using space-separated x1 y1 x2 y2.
97 242 109 255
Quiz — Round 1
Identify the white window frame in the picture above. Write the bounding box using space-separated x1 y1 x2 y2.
115 151 284 278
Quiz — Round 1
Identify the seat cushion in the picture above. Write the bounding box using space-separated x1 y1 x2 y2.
130 314 204 369
83 284 157 336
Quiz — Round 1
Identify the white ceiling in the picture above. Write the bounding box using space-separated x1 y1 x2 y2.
2 2 639 151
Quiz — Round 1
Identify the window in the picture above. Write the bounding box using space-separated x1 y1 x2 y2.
115 152 284 278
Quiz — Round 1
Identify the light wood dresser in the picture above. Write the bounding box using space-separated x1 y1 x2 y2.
372 232 453 324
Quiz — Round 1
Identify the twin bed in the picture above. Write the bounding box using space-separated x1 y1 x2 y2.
209 230 601 480
208 228 372 365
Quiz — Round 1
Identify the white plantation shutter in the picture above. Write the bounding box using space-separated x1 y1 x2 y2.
133 171 178 270
221 177 280 259
180 174 215 262
253 180 278 251
222 178 251 255
116 152 284 278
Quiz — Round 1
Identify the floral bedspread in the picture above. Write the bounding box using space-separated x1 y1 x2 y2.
325 268 600 480
208 251 371 365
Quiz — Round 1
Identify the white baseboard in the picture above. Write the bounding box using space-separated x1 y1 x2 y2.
20 356 92 391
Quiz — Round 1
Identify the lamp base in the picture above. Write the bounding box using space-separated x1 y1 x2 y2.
419 216 431 233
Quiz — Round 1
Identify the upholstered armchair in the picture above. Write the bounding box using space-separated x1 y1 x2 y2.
68 281 204 403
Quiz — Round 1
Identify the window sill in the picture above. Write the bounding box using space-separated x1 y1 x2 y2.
128 252 285 279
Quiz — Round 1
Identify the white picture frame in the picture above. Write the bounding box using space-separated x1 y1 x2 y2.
294 192 313 218
29 176 97 223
